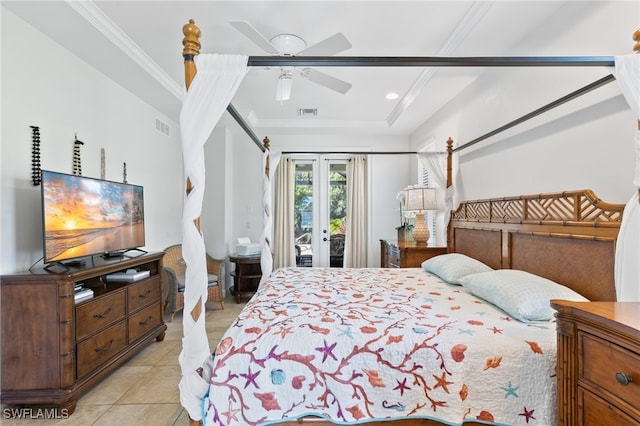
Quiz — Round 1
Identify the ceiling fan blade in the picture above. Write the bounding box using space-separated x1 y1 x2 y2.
298 33 351 56
301 68 352 94
230 21 279 54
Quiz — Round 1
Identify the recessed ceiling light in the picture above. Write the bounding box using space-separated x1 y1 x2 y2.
385 92 399 100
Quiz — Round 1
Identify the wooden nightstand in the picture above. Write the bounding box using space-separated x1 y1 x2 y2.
380 240 447 268
552 300 640 425
228 253 262 303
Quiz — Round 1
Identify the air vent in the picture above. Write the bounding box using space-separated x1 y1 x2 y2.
297 108 318 117
155 118 170 136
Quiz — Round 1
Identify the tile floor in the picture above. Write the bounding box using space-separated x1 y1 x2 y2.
1 294 246 426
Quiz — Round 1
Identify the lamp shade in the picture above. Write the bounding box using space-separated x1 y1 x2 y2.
404 187 438 211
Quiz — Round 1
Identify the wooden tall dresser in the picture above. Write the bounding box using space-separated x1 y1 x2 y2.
380 239 447 268
552 300 640 425
1 252 167 415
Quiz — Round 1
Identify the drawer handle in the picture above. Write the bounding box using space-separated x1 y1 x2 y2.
138 290 152 299
95 338 114 353
615 372 633 386
93 307 113 319
139 315 154 326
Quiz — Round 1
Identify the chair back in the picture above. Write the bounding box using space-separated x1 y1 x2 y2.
163 244 187 275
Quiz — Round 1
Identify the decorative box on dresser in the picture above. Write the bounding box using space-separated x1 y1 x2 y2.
0 252 167 415
380 239 447 268
552 300 640 426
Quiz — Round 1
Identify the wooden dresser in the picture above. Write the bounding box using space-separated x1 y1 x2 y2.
1 252 167 415
380 240 447 268
552 300 640 425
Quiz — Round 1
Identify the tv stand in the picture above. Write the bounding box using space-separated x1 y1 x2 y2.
1 252 166 416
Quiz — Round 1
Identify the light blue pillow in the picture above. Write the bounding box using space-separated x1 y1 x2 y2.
459 269 589 322
422 253 493 285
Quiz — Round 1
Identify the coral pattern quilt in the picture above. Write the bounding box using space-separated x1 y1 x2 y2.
203 268 557 425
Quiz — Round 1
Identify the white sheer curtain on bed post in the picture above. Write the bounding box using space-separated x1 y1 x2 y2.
178 52 247 420
260 137 273 286
416 138 455 246
613 52 640 302
273 156 296 268
344 155 368 268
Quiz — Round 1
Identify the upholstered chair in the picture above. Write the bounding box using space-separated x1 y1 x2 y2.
162 244 225 322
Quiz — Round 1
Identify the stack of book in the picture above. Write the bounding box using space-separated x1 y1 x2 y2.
74 284 94 303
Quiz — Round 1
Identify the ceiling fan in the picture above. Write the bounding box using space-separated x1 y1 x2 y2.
231 21 353 101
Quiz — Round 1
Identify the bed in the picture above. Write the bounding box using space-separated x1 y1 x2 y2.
177 20 638 426
201 190 624 426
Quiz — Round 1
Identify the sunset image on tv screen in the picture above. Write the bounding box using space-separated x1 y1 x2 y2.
42 171 144 263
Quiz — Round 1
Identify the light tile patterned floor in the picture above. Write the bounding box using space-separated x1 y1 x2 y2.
1 294 246 426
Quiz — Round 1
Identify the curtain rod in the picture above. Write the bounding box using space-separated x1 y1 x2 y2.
454 73 616 153
226 103 265 152
247 56 615 68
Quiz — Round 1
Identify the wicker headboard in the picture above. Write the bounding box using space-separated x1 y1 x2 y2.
448 190 624 301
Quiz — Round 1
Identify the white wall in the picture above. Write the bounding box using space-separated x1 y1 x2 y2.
410 1 638 205
1 9 183 274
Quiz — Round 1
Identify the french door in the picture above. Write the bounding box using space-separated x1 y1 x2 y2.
293 155 347 267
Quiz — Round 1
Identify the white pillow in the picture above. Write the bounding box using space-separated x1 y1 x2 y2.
459 269 589 322
422 253 493 285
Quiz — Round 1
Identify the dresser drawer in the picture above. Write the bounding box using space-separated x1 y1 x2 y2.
76 289 126 340
76 320 127 378
388 246 401 268
128 276 160 312
128 303 162 342
579 331 640 410
579 387 639 425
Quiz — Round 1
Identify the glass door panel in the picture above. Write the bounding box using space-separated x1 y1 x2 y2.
294 162 313 267
293 157 347 267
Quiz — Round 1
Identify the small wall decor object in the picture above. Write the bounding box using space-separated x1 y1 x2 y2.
100 148 105 179
123 162 127 183
30 125 41 185
72 134 84 176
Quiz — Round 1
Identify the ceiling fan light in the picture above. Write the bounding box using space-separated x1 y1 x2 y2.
275 74 293 101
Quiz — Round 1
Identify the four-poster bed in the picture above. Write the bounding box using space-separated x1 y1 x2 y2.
178 19 639 426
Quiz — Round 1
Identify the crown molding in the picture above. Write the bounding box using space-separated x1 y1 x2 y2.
386 0 494 126
66 0 183 100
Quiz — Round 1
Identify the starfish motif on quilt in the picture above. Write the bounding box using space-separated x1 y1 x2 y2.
315 339 338 362
519 407 536 423
393 377 411 396
240 366 261 389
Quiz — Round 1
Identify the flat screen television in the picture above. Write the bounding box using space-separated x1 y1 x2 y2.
41 170 145 265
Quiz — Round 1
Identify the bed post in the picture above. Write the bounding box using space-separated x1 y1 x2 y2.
446 137 453 188
182 19 205 426
263 136 270 175
635 29 640 132
183 19 201 221
183 19 201 90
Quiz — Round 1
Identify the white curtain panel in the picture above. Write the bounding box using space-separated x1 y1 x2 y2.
178 53 247 419
613 54 640 302
344 155 368 268
273 157 296 268
259 149 273 286
416 151 454 246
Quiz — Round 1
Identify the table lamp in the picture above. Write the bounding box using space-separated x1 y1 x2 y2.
404 187 438 245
